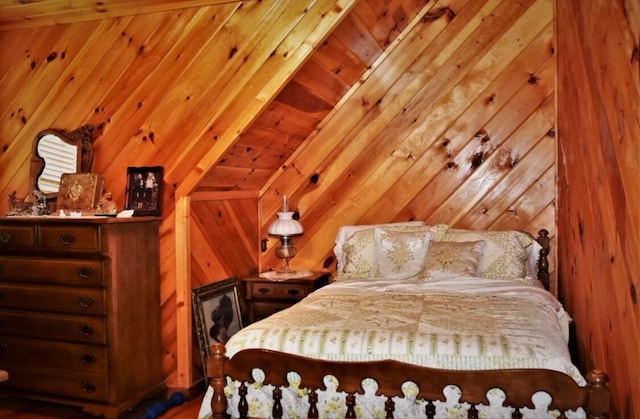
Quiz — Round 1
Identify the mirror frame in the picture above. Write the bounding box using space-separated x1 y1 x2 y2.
30 129 83 196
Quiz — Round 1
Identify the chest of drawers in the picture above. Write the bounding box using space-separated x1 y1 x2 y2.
0 217 163 418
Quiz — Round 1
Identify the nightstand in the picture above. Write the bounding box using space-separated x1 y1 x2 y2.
242 272 330 323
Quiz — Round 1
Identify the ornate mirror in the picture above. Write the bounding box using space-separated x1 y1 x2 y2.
30 125 96 195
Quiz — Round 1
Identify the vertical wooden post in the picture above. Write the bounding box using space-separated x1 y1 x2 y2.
209 343 229 418
175 194 192 388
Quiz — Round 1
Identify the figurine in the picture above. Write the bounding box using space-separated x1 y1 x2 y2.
7 192 32 216
96 191 118 214
32 190 51 215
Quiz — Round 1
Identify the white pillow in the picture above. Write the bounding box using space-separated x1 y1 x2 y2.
370 227 433 280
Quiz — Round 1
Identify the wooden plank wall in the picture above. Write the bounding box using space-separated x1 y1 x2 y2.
7 0 627 400
556 0 640 417
258 0 558 284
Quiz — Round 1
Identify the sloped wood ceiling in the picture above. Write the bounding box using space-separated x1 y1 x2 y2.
1 0 566 393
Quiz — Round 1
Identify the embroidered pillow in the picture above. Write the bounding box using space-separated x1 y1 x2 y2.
420 240 486 280
437 229 531 280
334 221 425 275
370 227 433 280
341 224 448 278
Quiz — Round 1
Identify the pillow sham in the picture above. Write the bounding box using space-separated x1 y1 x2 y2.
333 221 424 272
419 240 486 280
370 227 433 280
340 223 448 278
436 228 531 280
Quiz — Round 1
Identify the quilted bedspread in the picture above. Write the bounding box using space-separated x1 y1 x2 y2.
199 277 586 418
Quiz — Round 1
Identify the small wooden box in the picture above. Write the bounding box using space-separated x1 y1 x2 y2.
57 173 104 211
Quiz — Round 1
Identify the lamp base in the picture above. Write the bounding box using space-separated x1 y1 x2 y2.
259 270 314 281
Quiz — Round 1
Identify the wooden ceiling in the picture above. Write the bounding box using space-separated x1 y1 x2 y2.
0 0 242 31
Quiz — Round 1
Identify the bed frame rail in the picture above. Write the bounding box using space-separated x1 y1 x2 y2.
208 343 609 419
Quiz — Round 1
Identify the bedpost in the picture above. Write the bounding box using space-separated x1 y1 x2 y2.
209 343 229 418
536 229 550 290
586 370 610 418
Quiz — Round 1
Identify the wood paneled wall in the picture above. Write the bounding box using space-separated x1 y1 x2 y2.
2 1 636 413
556 1 640 417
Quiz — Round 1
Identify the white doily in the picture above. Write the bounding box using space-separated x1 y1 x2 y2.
259 270 314 281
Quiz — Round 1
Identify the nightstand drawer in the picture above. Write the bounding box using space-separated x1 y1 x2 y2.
250 283 309 300
251 301 292 319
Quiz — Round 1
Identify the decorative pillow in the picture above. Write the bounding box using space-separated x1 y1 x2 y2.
370 227 433 280
340 224 448 278
420 240 486 280
436 229 531 280
333 221 425 273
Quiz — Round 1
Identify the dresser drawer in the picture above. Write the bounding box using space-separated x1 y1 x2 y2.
0 283 105 315
249 282 309 300
0 224 35 250
0 310 106 344
0 257 104 286
2 363 109 402
38 224 101 252
0 336 107 373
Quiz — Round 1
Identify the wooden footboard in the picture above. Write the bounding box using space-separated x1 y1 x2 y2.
208 343 609 419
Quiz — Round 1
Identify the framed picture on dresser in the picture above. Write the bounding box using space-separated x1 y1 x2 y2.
192 278 243 378
124 166 164 216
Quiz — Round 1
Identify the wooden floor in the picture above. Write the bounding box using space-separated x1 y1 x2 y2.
0 392 205 418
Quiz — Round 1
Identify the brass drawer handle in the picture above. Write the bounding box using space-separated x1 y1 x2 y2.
0 343 7 352
77 297 94 308
0 233 11 244
78 325 95 336
287 289 300 296
81 381 97 393
77 267 94 279
258 287 269 294
59 233 76 245
81 353 97 363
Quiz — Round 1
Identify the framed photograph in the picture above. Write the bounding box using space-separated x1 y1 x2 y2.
192 278 243 376
124 166 164 216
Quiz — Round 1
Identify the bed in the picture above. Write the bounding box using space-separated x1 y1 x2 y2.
199 223 610 418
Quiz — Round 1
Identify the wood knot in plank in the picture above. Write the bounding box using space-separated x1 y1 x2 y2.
422 7 455 22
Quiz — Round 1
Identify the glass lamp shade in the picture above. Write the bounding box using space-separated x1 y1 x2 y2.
268 212 303 236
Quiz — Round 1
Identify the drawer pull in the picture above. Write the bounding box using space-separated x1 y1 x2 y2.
81 381 97 393
78 325 95 336
77 297 95 308
59 233 76 245
77 267 94 279
0 343 7 352
81 353 97 363
0 291 5 299
258 287 269 294
0 233 11 244
287 289 300 296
